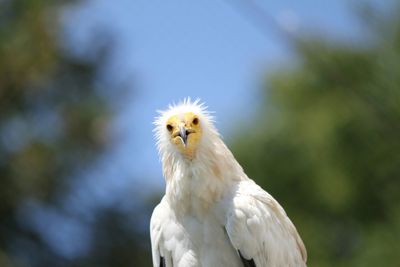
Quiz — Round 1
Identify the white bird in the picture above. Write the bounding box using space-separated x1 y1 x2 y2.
151 99 307 267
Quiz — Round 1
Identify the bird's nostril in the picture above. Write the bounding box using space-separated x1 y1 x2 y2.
185 130 190 136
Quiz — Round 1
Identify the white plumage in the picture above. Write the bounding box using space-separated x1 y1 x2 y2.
151 99 307 267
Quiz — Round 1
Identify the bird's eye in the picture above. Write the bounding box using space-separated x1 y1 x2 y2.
192 118 199 125
166 124 173 132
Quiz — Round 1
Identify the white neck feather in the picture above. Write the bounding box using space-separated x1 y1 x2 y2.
161 136 246 217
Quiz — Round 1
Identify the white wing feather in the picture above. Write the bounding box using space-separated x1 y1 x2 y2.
150 197 173 267
150 197 200 267
224 180 307 267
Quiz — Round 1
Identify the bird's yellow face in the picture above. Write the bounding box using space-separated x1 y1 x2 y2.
166 112 202 158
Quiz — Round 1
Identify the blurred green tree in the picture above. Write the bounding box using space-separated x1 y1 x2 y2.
0 0 152 266
231 6 400 267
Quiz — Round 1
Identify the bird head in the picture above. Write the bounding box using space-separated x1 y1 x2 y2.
165 111 202 156
154 98 217 159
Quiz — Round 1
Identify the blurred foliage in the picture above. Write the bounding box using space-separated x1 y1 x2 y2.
0 0 151 266
231 6 400 267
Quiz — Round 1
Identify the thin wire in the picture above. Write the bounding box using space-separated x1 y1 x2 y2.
222 0 297 45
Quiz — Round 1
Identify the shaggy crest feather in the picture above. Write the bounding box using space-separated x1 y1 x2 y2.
154 97 219 161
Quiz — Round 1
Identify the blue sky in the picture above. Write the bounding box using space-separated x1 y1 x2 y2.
61 0 364 203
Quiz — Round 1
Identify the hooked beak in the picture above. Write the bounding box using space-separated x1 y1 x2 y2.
177 126 195 147
178 125 188 146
